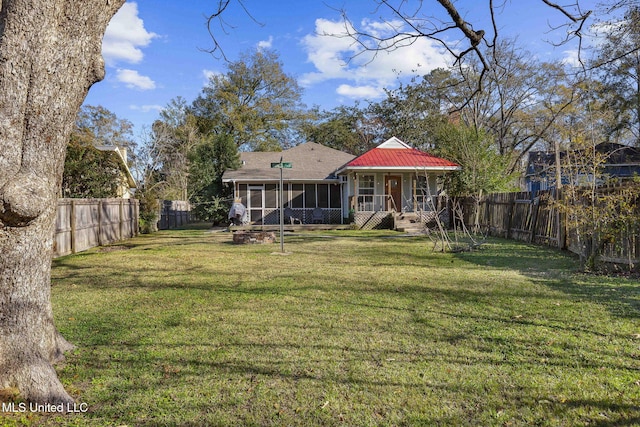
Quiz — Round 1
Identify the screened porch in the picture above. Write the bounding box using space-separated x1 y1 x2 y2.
234 182 345 225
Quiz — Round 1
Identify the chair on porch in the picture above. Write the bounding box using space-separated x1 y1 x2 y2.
311 207 324 224
284 207 302 225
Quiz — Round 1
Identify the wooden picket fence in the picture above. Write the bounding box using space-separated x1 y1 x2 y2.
459 187 640 269
54 198 139 258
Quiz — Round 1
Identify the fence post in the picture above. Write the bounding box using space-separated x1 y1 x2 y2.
529 196 540 244
70 199 76 254
506 194 515 240
97 199 103 246
556 189 566 249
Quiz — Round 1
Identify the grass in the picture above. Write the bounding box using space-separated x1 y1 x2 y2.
4 224 639 426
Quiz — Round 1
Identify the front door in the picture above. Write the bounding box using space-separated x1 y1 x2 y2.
385 176 401 211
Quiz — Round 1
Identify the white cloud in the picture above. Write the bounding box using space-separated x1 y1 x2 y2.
300 18 451 101
336 84 384 99
202 69 222 83
129 104 164 113
116 69 156 90
561 49 581 67
103 2 158 66
258 36 274 50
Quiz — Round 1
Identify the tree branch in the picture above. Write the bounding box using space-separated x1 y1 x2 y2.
204 0 263 60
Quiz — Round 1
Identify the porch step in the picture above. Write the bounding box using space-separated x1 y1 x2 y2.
394 213 424 233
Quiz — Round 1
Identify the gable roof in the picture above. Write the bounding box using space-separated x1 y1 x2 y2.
222 142 356 183
337 137 460 172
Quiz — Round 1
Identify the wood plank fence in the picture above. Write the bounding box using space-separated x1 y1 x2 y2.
158 200 193 230
459 188 640 269
458 191 563 247
54 198 139 258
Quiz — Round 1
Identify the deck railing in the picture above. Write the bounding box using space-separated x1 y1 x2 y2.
351 195 397 212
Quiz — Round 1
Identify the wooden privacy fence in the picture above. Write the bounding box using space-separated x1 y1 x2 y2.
459 188 640 268
158 200 193 230
459 191 563 248
54 198 139 258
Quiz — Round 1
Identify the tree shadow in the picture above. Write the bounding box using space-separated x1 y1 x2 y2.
454 238 640 321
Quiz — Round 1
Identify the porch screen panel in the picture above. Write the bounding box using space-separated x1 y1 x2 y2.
317 184 329 208
291 184 304 208
265 184 277 208
305 184 316 208
238 184 248 205
250 187 263 208
329 184 341 208
283 183 291 207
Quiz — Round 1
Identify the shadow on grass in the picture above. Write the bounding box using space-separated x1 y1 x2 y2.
454 238 640 321
50 228 640 426
59 302 640 427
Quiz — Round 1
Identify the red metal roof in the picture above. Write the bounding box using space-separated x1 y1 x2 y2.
346 148 459 168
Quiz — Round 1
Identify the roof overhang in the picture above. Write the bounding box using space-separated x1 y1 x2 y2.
222 177 343 184
336 166 460 174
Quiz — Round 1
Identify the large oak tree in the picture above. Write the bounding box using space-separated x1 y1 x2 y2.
0 0 125 405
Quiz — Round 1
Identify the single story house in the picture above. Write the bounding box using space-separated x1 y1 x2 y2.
525 142 640 193
222 137 460 229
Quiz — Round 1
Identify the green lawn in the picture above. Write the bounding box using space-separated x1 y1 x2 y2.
7 225 640 426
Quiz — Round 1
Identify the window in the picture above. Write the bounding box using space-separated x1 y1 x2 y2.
416 176 429 196
358 175 375 211
359 175 375 195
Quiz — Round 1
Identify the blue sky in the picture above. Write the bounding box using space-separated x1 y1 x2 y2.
84 0 601 141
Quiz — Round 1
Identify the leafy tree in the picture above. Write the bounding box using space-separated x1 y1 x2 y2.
62 137 124 198
303 104 378 155
369 68 459 150
432 122 516 232
433 122 516 198
188 133 240 223
191 49 310 151
75 104 135 150
62 105 135 198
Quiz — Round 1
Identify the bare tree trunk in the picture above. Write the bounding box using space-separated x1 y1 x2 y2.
0 0 124 405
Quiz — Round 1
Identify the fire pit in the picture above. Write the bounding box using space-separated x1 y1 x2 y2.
232 231 276 245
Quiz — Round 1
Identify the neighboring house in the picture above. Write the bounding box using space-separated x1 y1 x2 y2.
525 143 640 193
94 145 137 198
222 142 356 224
336 137 460 229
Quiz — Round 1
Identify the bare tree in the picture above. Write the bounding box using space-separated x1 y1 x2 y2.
337 0 592 102
0 0 125 405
